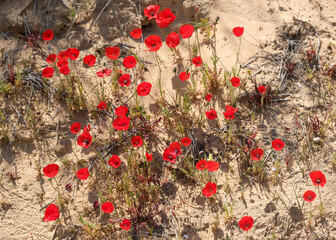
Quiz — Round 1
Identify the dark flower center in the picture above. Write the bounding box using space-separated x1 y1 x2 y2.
124 80 128 84
174 149 179 154
316 179 320 184
150 12 155 16
169 155 173 160
308 196 312 200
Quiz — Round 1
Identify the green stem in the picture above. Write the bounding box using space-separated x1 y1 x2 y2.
50 178 64 199
90 68 100 100
187 38 191 62
195 28 202 59
236 37 242 75
155 52 163 99
318 185 323 207
309 202 312 222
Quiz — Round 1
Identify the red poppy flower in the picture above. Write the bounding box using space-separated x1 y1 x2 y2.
144 5 160 20
77 131 92 149
136 82 152 96
131 136 143 147
43 164 59 178
115 106 128 116
96 69 112 77
223 105 238 120
309 171 326 187
205 94 212 101
77 167 89 180
238 216 254 231
156 8 176 28
196 159 208 170
181 137 191 146
83 55 96 67
167 142 182 157
233 27 244 37
46 54 57 63
67 48 80 60
166 32 180 49
108 155 121 168
70 122 81 134
180 24 194 39
163 142 182 163
250 148 264 161
163 148 176 164
179 71 190 81
206 161 219 172
59 65 71 75
42 29 54 41
130 28 142 39
145 35 162 52
43 204 59 222
57 59 69 68
119 74 131 87
123 56 137 68
58 51 68 60
258 85 266 94
272 139 285 151
202 182 217 197
205 108 217 120
83 124 91 133
303 190 316 202
146 153 153 161
97 101 107 110
120 219 131 230
105 46 120 60
101 202 114 213
42 67 54 78
231 77 241 87
192 56 202 67
113 116 131 131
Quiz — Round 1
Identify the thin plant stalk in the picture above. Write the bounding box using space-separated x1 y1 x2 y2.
236 37 242 76
154 52 164 99
317 186 324 215
187 38 191 62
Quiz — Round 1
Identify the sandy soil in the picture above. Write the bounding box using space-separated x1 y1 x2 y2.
1 0 336 239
